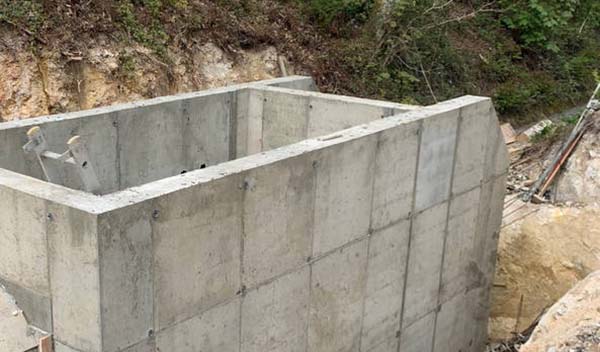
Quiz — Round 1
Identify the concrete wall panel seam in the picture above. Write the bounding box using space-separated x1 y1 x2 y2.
358 131 381 351
396 119 424 352
97 215 104 352
238 230 375 298
357 232 373 351
430 107 463 352
229 91 238 161
239 170 247 352
112 112 122 192
152 293 241 339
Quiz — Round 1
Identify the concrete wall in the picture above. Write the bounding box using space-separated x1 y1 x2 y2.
0 78 508 352
239 87 416 153
93 96 505 352
0 177 101 349
0 76 316 347
0 77 316 195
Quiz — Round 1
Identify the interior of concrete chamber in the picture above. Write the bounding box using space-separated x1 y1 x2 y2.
0 83 414 195
1 95 231 195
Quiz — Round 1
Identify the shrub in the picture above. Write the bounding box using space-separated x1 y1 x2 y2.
116 0 169 57
0 0 45 34
305 0 375 32
499 0 589 52
493 76 553 115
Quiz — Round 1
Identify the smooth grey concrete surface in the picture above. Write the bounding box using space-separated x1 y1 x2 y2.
370 120 420 231
242 155 315 288
0 77 508 352
312 136 376 256
246 86 416 152
361 219 410 351
414 110 458 212
241 267 310 352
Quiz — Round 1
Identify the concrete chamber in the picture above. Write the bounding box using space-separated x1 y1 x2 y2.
0 76 508 352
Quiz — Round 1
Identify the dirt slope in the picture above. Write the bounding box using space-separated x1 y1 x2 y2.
0 28 282 120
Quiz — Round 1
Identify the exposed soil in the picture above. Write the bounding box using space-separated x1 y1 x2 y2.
0 0 347 120
0 29 283 120
489 114 600 347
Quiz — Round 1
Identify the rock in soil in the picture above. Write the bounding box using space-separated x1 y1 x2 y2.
520 270 600 352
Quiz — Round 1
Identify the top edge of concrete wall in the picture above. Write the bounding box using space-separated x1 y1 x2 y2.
0 76 316 131
0 93 493 215
250 86 420 112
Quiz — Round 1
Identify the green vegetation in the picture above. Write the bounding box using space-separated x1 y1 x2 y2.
531 108 585 143
304 0 374 33
115 0 186 58
117 50 137 79
562 112 581 125
500 0 579 52
0 0 44 34
1 0 599 125
303 0 600 124
531 123 558 143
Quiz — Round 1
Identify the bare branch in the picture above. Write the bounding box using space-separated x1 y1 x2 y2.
423 0 455 15
421 1 501 30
